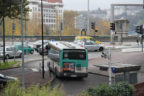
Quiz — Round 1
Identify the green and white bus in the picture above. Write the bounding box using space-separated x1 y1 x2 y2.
47 41 88 78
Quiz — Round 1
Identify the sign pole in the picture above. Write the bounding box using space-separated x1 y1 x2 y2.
87 0 90 36
41 0 45 79
20 0 25 91
142 35 143 52
108 48 112 85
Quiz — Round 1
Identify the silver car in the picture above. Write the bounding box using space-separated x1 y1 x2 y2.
0 46 22 59
74 40 104 51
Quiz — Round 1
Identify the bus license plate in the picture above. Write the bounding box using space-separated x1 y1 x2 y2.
70 75 77 77
76 67 81 70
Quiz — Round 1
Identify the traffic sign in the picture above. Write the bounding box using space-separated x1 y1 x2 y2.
111 67 116 73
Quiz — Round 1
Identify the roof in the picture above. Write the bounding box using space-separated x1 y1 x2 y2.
49 41 85 50
42 0 62 3
48 0 62 3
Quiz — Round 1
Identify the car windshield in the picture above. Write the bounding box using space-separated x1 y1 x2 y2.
35 40 48 44
40 44 48 48
85 41 96 45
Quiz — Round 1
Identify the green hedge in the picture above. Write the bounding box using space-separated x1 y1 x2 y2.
81 82 135 96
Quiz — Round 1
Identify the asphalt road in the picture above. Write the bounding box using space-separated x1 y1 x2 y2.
2 49 144 96
22 50 119 96
51 74 109 96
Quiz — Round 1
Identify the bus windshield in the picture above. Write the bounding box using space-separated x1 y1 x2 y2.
63 49 86 60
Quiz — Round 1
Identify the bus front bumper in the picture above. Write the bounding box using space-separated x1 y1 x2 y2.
59 72 88 78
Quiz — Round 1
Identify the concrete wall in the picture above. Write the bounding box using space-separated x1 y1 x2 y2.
0 35 137 42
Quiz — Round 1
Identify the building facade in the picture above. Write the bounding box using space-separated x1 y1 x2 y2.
28 0 63 30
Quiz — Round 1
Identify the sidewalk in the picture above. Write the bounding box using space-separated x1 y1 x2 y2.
1 68 53 88
103 42 136 49
88 51 144 83
16 71 52 88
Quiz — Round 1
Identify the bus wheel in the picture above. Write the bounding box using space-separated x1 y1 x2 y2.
55 68 59 78
47 63 51 72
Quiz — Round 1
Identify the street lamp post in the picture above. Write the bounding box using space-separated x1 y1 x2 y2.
20 0 25 91
41 0 45 79
143 0 144 9
87 0 90 36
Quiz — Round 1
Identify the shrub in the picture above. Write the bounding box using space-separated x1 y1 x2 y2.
87 84 113 96
0 81 22 96
0 81 65 96
111 82 135 96
80 82 135 96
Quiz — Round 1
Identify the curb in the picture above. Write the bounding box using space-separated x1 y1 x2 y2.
0 58 47 71
88 72 115 78
40 72 56 87
88 72 109 77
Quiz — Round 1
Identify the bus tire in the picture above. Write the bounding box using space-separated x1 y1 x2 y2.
47 63 52 72
55 68 59 78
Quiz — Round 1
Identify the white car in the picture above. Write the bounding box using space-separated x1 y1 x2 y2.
0 46 22 59
33 40 49 52
74 40 104 51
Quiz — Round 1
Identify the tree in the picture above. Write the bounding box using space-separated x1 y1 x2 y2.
0 0 29 21
62 10 79 36
0 0 29 62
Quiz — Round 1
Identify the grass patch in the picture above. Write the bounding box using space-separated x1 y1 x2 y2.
0 61 20 70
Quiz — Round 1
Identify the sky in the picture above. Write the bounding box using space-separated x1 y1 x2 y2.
63 0 142 11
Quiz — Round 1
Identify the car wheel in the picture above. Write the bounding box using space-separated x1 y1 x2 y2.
19 53 22 58
99 47 104 51
5 55 9 59
30 50 34 54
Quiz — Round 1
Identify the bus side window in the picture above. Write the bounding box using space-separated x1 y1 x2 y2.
48 48 60 62
49 48 58 55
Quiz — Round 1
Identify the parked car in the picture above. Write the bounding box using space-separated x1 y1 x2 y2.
74 36 101 44
0 46 22 59
33 40 49 52
38 43 49 55
15 44 34 54
0 74 17 88
74 40 104 51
